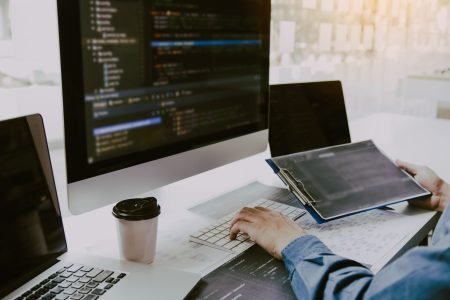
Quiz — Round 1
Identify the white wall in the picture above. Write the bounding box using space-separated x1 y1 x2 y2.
0 0 63 147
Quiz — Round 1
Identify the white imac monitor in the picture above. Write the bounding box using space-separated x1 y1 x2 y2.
57 0 271 214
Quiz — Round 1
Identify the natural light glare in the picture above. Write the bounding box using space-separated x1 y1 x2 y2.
271 0 450 120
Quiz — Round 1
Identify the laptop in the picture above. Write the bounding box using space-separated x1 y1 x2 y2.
269 81 351 157
0 114 201 300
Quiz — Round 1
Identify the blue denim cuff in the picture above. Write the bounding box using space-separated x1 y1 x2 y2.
281 235 332 279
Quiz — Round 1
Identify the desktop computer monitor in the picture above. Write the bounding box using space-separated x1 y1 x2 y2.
57 0 271 214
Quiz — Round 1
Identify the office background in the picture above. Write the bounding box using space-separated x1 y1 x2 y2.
1 0 450 147
0 3 449 295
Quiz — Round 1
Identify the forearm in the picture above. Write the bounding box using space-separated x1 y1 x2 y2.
283 232 450 300
282 235 373 300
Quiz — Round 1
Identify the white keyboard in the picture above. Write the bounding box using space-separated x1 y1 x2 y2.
189 198 305 253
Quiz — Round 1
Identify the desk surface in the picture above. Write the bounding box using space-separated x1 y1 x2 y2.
59 113 450 277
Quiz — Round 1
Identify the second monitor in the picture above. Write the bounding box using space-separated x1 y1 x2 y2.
269 81 351 157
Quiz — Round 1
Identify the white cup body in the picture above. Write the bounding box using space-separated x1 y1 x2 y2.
115 216 158 264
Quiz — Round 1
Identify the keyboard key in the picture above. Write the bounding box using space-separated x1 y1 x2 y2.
215 238 230 246
223 240 241 249
105 277 114 283
78 277 91 284
117 273 126 279
73 271 86 277
45 282 57 290
59 271 73 278
63 288 76 295
31 285 41 291
66 276 79 283
70 293 84 300
50 287 64 294
36 287 49 295
197 234 209 241
42 294 56 300
283 206 296 214
190 231 203 238
253 199 265 205
81 295 98 300
271 203 282 210
92 270 113 282
86 269 102 278
59 281 71 288
67 265 83 273
203 232 214 238
104 284 114 289
63 264 73 269
80 266 93 272
71 282 84 289
206 236 221 243
86 282 98 289
55 295 69 300
79 288 92 294
91 288 106 295
236 233 249 241
216 225 228 231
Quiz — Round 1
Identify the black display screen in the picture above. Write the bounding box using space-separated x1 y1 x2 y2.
0 116 67 298
269 81 351 157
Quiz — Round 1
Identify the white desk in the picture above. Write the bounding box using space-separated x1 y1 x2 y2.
60 113 450 277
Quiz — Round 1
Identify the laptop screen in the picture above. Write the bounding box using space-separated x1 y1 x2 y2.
269 81 351 157
0 115 67 298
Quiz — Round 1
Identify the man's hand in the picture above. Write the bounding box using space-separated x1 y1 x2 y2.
396 160 449 212
229 207 306 260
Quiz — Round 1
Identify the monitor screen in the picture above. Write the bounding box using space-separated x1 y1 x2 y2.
269 81 351 157
58 0 270 213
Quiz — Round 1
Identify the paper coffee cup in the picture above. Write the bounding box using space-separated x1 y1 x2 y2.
112 197 161 264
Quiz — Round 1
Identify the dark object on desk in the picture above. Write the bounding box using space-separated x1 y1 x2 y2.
112 197 161 221
266 140 431 223
186 245 296 300
269 81 351 157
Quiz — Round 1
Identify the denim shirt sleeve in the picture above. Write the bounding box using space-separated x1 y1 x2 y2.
281 235 373 300
282 206 450 300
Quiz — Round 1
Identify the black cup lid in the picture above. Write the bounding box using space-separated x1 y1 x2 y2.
112 197 161 221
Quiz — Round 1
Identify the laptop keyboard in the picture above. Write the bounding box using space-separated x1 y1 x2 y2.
190 198 305 253
14 263 126 300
